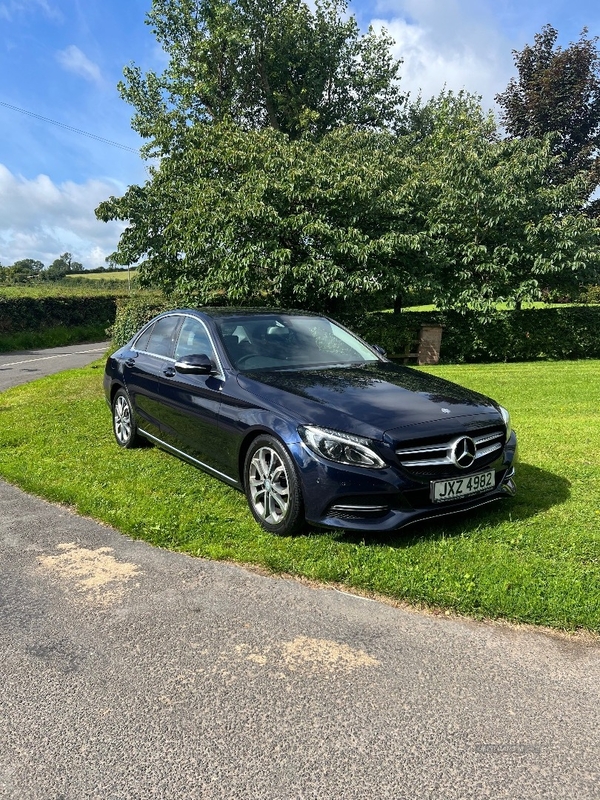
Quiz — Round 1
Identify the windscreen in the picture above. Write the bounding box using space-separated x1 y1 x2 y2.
215 314 380 371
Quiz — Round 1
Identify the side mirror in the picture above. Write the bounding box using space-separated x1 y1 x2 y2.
371 344 387 357
174 353 214 375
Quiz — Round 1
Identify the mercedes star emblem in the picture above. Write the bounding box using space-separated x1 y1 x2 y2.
451 436 477 469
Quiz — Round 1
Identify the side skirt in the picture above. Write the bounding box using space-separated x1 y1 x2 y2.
138 428 241 489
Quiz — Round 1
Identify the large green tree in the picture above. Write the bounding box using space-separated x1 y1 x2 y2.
98 123 424 313
98 92 599 314
98 3 599 314
122 0 404 149
408 93 599 313
44 252 83 281
496 25 600 211
98 0 410 311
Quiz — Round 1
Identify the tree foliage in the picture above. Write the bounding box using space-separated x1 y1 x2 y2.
98 92 599 315
45 252 84 281
496 25 600 208
122 0 404 149
97 123 424 313
407 93 599 314
97 4 600 316
0 259 45 284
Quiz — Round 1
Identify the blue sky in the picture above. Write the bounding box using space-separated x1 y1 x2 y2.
1 0 599 268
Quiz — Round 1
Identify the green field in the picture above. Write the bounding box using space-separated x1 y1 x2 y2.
65 270 136 282
0 359 598 631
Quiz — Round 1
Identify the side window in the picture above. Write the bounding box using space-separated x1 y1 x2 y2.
134 323 154 353
174 317 214 360
147 316 181 358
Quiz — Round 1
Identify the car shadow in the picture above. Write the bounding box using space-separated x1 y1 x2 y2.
307 462 571 547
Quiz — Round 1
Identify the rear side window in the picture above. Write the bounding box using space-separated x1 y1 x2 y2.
134 323 154 353
147 316 181 358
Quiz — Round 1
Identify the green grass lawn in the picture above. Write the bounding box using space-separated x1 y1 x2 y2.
0 359 598 631
403 302 584 312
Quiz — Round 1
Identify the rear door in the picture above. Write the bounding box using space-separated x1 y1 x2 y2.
123 314 183 438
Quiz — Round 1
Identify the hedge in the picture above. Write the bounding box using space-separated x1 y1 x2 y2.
109 295 600 363
0 295 119 335
586 285 600 304
353 307 600 363
109 292 169 346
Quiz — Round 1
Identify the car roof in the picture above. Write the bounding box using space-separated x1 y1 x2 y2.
176 307 323 320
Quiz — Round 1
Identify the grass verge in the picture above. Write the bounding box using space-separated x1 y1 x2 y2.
0 360 598 631
0 324 109 353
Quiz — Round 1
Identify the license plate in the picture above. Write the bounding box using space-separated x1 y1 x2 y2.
431 470 495 503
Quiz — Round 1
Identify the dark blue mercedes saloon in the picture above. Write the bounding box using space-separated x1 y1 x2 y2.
104 309 517 535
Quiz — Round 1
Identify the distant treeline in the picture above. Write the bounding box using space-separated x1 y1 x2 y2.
0 252 134 284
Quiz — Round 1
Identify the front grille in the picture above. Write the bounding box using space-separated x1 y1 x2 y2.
395 427 506 479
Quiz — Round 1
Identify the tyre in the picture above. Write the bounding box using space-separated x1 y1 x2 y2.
112 389 142 449
244 435 305 535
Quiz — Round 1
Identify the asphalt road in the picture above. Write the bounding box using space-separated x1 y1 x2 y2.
1 344 599 799
0 342 110 392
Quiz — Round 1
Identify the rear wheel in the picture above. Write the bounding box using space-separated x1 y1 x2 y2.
112 389 142 449
244 435 304 535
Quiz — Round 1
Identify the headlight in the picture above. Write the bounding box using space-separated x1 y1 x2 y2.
299 425 386 469
499 406 512 441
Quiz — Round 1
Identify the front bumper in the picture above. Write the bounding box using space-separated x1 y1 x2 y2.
292 431 518 532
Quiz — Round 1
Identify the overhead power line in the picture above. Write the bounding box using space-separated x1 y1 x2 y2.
0 100 140 154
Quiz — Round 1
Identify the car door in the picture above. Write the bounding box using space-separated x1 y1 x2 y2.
123 314 183 439
158 315 228 478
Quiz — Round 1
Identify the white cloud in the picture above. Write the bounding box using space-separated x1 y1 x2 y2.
372 0 515 111
0 164 126 268
56 45 102 85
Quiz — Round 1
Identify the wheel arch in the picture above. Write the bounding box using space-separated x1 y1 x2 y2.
240 428 305 535
110 381 127 405
237 428 279 490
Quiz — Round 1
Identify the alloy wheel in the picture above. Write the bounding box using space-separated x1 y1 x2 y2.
248 446 290 525
113 394 132 446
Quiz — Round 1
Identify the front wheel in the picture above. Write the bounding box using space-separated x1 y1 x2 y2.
244 435 305 535
112 389 142 449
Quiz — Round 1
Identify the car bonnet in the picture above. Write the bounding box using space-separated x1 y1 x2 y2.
236 362 501 440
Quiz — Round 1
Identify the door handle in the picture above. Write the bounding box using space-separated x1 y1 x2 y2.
163 366 176 378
